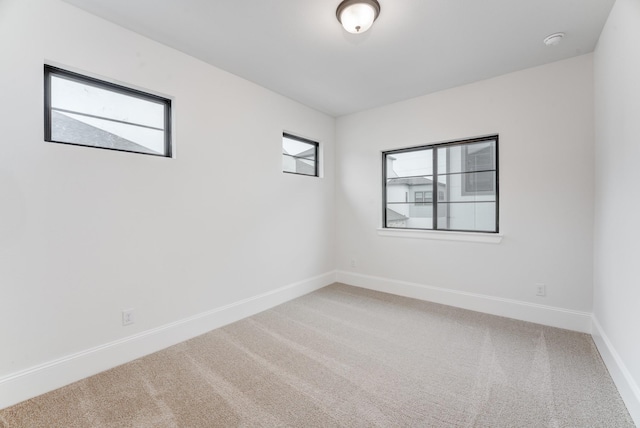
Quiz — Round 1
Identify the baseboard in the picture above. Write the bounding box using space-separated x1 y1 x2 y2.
0 271 336 410
336 271 592 333
591 316 640 425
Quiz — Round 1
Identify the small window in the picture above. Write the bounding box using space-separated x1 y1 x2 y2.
383 135 499 233
282 133 319 177
414 191 432 205
44 65 172 157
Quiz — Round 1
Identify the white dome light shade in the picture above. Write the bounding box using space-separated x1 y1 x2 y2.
543 32 565 46
337 0 381 34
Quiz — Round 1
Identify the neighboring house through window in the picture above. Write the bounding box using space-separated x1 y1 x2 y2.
383 136 498 233
462 143 496 195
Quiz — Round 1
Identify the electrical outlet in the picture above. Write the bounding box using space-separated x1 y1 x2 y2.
535 284 546 297
122 309 135 326
350 259 357 268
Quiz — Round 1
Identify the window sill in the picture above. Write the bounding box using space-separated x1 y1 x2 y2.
376 228 503 244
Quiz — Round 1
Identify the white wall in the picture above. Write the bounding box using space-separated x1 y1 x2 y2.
0 0 335 406
593 0 640 422
1 0 630 416
336 55 595 319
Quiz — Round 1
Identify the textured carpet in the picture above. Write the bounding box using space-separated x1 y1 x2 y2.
0 283 634 427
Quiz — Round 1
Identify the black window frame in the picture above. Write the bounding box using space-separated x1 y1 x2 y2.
44 65 172 157
383 135 499 233
282 132 319 177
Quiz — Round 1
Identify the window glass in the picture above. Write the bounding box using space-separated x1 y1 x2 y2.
436 202 497 232
386 177 431 203
437 140 496 174
385 204 434 229
386 149 432 178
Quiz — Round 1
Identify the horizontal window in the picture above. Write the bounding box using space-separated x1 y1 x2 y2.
282 133 319 177
44 65 172 157
383 136 499 233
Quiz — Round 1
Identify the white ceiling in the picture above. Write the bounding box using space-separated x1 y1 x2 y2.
61 0 615 117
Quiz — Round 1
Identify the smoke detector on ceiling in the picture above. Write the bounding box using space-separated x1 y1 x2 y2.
543 32 565 46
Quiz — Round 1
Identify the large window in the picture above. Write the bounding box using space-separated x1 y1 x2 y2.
282 133 319 177
44 65 172 157
383 136 498 233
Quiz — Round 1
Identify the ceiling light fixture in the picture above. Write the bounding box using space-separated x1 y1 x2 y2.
336 0 381 34
543 32 565 46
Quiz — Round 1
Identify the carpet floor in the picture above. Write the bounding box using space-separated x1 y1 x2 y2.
0 283 634 427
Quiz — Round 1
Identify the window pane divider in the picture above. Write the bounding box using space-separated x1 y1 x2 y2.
51 107 165 131
282 153 315 161
387 174 434 180
432 145 438 230
438 200 497 204
437 169 496 176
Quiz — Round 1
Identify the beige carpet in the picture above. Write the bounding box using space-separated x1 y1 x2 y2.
0 283 634 427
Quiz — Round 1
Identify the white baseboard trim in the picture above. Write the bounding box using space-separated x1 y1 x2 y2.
336 271 592 333
0 271 336 410
591 316 640 425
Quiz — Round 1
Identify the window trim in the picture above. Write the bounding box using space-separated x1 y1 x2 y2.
377 228 503 244
44 65 172 157
282 132 319 177
382 135 499 234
